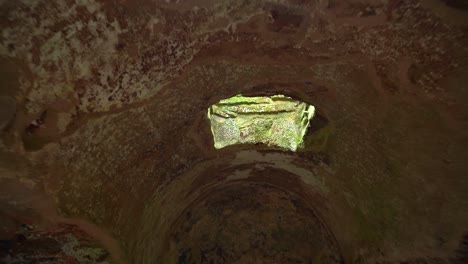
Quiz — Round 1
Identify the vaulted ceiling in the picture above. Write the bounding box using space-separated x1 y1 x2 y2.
0 0 467 263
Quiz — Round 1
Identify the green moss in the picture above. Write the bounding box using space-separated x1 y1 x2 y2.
208 95 315 151
303 124 333 152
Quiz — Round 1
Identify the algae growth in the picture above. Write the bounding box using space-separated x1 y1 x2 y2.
208 95 315 151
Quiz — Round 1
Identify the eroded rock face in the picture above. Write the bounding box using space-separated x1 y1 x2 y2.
168 184 341 263
1 224 110 264
0 0 467 263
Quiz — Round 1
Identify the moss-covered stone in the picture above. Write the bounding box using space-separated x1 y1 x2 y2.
208 95 315 151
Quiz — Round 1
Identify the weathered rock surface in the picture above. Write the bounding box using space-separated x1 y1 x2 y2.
0 0 467 263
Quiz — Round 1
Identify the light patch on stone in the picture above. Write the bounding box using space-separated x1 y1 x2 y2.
226 168 252 181
231 150 328 192
75 0 101 14
193 1 264 34
208 94 315 151
0 0 268 117
56 112 73 134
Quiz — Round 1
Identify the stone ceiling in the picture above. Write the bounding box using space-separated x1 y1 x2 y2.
0 0 467 263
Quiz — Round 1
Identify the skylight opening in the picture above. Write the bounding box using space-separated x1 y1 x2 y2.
207 94 315 151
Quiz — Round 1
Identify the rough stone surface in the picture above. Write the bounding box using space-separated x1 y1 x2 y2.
0 0 467 263
1 223 110 264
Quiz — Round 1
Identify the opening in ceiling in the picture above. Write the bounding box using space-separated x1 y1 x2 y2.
207 94 315 151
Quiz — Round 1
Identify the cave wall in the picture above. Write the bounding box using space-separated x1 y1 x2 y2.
1 0 467 263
